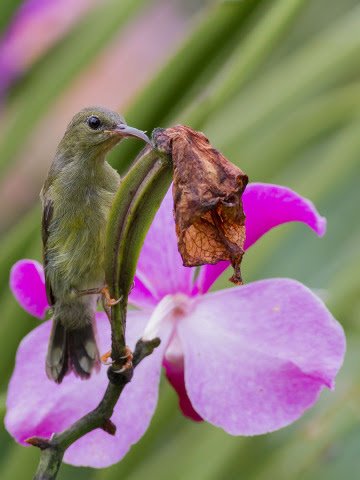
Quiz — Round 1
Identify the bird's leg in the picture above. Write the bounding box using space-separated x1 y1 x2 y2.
76 285 122 307
98 286 127 366
78 286 126 366
75 286 103 297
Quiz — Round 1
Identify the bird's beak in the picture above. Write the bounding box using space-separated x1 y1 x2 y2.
107 124 151 145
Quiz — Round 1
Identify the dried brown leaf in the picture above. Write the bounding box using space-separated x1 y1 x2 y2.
153 125 248 284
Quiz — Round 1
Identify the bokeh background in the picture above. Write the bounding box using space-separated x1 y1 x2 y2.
1 0 360 478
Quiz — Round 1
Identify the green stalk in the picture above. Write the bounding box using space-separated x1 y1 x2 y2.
123 424 235 480
0 392 6 420
227 82 360 176
207 3 360 148
276 115 360 200
1 445 39 480
327 231 360 318
183 0 308 128
105 143 172 364
0 0 23 34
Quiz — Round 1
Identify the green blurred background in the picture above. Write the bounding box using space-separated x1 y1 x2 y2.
0 0 360 478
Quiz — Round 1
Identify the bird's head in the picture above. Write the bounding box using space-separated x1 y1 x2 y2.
59 106 150 158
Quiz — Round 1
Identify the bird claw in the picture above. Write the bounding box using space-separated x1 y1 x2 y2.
108 297 121 307
100 350 113 365
113 346 133 373
100 286 122 307
120 346 133 362
101 346 133 372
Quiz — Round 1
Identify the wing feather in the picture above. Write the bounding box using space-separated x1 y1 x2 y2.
41 196 56 306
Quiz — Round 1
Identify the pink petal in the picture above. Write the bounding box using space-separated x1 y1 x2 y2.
163 358 202 422
141 294 201 421
10 259 49 319
243 183 326 247
5 311 171 468
196 183 327 293
132 189 194 303
178 279 345 435
129 274 158 310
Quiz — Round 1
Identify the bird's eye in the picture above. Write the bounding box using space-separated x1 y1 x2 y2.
87 115 101 130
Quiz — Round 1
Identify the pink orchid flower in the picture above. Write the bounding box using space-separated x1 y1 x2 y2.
5 183 345 468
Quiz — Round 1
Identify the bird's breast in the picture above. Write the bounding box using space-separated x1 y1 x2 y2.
47 182 116 289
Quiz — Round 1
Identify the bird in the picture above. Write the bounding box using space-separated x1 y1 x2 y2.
41 106 150 383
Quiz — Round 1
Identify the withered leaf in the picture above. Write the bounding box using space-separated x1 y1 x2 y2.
153 125 248 285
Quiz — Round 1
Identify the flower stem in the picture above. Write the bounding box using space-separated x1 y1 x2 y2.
105 143 172 366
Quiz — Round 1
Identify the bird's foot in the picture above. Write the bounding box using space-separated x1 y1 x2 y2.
75 285 121 307
100 286 122 308
114 346 133 373
100 346 133 372
100 350 113 365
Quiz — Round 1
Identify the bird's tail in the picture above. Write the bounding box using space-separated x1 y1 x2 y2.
46 318 100 383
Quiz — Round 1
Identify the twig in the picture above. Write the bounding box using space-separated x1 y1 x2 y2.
29 338 160 480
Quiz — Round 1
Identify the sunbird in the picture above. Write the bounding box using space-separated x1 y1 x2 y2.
41 106 150 383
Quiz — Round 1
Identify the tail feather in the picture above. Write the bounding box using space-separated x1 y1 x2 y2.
46 320 68 383
46 320 99 383
67 325 100 379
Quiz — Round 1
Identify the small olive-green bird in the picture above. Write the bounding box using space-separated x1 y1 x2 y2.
41 106 150 383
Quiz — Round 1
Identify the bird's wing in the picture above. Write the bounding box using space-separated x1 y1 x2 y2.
41 193 56 306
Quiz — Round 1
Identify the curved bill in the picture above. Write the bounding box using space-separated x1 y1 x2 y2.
113 124 151 145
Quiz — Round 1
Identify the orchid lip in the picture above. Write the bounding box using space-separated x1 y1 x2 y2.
142 294 192 341
107 124 151 144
